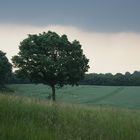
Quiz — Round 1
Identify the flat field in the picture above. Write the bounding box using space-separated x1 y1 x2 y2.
1 85 140 139
8 84 140 109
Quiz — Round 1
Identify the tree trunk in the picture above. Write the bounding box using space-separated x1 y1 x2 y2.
51 85 56 101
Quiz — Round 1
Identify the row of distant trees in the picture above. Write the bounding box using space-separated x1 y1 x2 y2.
80 71 140 86
8 71 140 86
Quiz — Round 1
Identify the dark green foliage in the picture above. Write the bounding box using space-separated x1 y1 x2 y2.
0 50 12 88
12 31 89 100
8 72 31 84
80 71 140 86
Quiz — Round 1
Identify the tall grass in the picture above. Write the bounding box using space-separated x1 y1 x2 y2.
0 94 140 140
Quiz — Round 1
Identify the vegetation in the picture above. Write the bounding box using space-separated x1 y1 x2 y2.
80 71 140 86
0 50 12 88
8 84 140 109
0 93 140 140
8 72 30 84
1 30 140 139
12 31 89 101
8 70 140 86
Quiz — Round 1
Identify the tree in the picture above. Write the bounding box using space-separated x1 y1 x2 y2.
12 31 89 101
113 73 126 86
0 50 12 88
131 71 140 86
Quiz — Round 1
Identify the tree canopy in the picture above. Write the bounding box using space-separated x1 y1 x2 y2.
80 71 140 86
0 50 12 88
12 31 89 101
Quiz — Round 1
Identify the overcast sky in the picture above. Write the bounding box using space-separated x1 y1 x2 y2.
0 0 140 73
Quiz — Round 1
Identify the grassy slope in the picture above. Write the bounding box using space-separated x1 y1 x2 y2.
0 94 140 140
8 84 140 109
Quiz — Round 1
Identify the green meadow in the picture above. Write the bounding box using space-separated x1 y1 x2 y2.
8 84 140 109
0 84 140 140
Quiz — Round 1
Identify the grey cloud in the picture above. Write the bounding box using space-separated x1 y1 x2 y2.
0 0 140 32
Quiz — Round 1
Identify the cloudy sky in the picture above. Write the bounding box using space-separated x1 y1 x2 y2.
0 0 140 74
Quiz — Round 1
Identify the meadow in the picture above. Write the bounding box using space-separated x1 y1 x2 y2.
8 84 140 109
0 84 140 140
0 93 140 140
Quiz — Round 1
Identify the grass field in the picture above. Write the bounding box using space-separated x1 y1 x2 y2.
1 84 140 139
7 84 140 109
0 94 140 140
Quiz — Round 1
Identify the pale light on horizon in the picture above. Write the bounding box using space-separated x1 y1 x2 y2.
0 24 140 74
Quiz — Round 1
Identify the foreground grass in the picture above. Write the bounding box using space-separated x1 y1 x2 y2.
0 94 140 140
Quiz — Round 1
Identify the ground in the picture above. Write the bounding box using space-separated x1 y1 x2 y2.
7 84 140 109
0 84 140 139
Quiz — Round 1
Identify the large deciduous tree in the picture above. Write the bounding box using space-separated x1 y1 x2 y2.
0 50 12 88
12 31 89 101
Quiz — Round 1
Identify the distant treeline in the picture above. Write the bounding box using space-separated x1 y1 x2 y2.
8 73 31 84
80 71 140 86
8 71 140 86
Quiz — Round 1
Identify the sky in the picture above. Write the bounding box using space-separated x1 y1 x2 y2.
0 0 140 74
